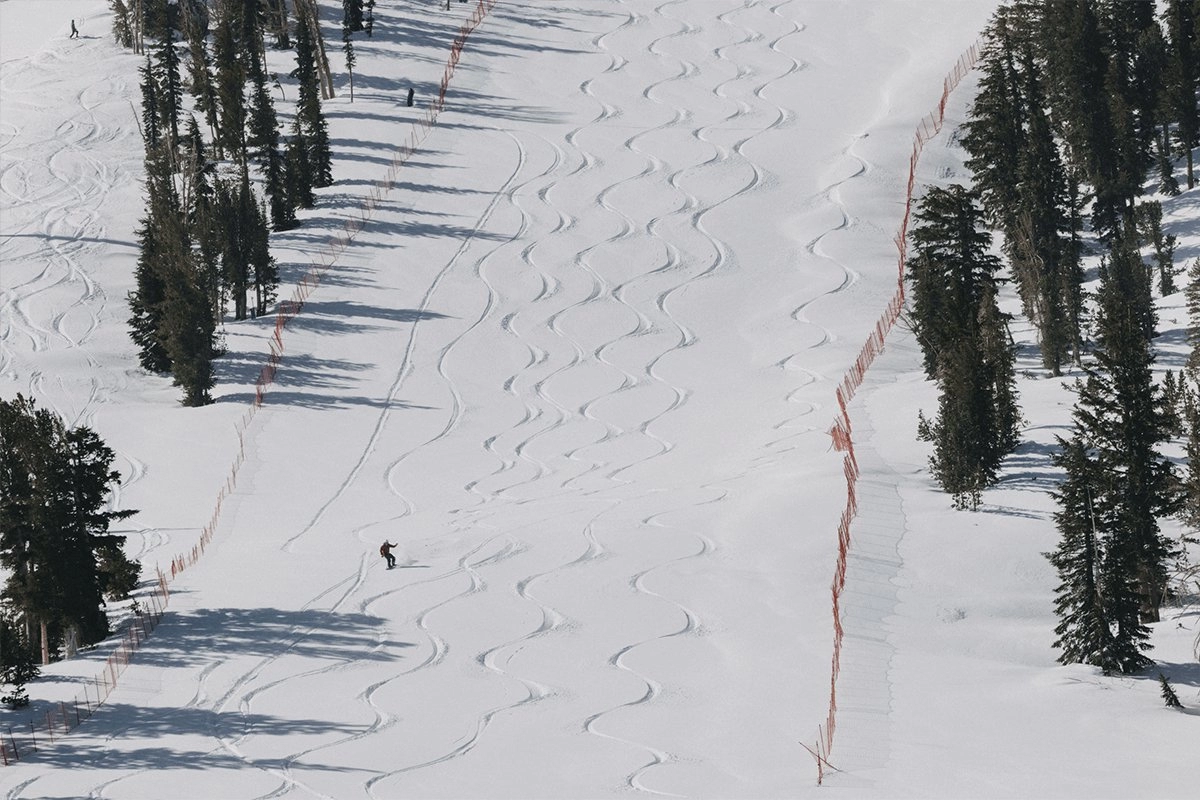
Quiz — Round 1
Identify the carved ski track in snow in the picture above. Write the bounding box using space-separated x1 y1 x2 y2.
462 135 569 505
0 56 141 580
387 129 564 510
732 0 832 461
359 531 537 792
292 133 581 790
545 0 819 789
359 11 660 785
182 555 378 800
211 132 548 793
216 522 531 792
2 777 40 800
0 56 156 739
9 2 850 794
0 67 125 370
486 27 639 504
281 134 527 555
552 0 724 787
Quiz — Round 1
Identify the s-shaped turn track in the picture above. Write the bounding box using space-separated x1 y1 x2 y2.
0 1 997 797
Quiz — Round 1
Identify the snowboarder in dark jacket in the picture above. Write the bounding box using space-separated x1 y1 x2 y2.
380 541 398 569
70 20 80 39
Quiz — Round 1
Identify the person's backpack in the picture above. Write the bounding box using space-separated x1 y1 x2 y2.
379 543 387 556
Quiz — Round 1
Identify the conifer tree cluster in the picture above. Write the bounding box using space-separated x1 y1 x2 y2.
0 396 140 672
951 1 1199 672
1049 233 1178 674
961 0 1200 375
121 0 335 405
908 185 1021 509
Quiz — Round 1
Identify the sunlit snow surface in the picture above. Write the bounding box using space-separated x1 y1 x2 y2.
1 0 1197 797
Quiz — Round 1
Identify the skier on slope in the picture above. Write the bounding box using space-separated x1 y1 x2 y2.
70 20 80 39
380 540 398 569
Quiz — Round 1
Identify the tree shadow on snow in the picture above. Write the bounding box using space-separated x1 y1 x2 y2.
212 351 373 396
132 606 414 668
982 438 1065 499
281 300 451 334
2 703 371 772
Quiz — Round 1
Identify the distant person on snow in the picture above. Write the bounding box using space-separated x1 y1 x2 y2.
380 540 398 569
70 20 80 39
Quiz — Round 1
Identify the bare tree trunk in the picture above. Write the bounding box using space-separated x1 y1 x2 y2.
273 0 291 48
40 620 49 666
297 0 334 99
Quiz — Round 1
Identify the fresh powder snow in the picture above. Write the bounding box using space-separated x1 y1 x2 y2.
0 0 1196 798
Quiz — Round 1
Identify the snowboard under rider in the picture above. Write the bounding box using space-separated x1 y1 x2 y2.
380 540 398 569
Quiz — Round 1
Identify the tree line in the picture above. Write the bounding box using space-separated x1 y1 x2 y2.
906 0 1199 674
114 0 375 406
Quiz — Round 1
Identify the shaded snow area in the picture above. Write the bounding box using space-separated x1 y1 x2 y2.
1 0 1197 797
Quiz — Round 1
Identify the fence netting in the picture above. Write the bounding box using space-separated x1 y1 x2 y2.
807 42 981 785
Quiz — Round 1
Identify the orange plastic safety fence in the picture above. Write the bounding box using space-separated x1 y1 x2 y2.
811 40 980 785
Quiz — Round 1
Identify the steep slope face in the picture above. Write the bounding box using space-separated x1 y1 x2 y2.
1 1 998 797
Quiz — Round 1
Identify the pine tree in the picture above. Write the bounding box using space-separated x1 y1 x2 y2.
1048 435 1112 669
1162 369 1184 437
1155 126 1182 196
343 11 357 102
127 143 178 374
1131 20 1170 161
1137 200 1177 296
908 185 1003 377
285 123 315 210
1178 389 1200 527
132 138 217 405
961 10 1025 235
1164 0 1199 189
212 2 247 162
295 5 333 187
1186 259 1200 372
928 341 991 509
1010 45 1078 374
0 396 43 647
245 33 291 229
0 615 39 707
152 0 183 150
296 0 335 100
1058 368 1157 675
109 0 134 49
1101 46 1147 236
182 6 221 153
978 281 1021 458
138 55 162 149
220 167 257 321
343 0 364 32
267 0 291 48
1159 673 1185 708
1076 234 1178 633
909 186 1020 508
45 425 138 644
1040 0 1132 240
159 222 217 406
251 197 278 317
1097 0 1162 171
181 117 223 325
